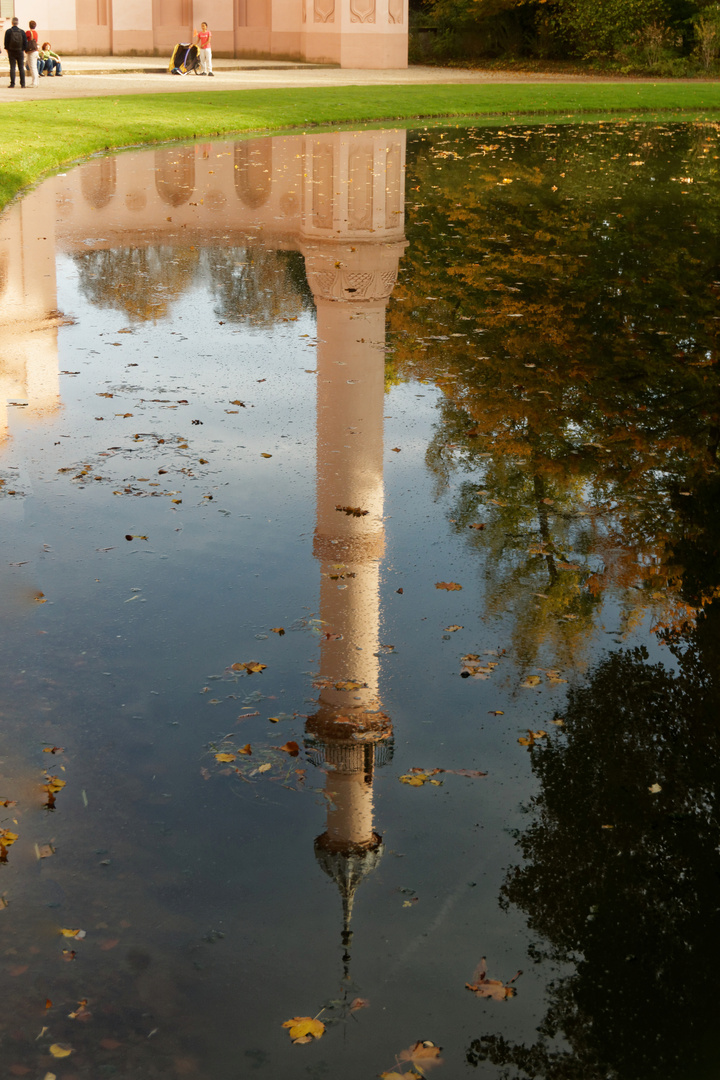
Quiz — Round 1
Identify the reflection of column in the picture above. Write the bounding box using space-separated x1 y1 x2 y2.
300 130 406 966
0 185 61 442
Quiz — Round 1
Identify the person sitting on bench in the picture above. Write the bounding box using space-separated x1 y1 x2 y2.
38 41 62 75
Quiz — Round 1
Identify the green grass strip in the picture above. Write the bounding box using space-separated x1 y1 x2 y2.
1 81 719 209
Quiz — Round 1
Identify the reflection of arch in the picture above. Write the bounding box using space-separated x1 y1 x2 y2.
234 141 272 209
80 158 117 210
155 147 195 207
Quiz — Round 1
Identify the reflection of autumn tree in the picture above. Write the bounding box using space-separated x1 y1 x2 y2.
73 246 201 322
390 122 720 665
468 623 720 1078
74 245 313 326
467 473 720 1079
204 247 313 327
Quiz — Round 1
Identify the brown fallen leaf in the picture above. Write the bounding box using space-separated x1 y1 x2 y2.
270 627 285 635
334 680 366 691
214 753 236 763
436 581 462 591
231 662 267 675
520 675 542 688
0 799 17 808
60 928 86 939
279 741 300 756
466 957 522 1001
237 743 252 755
260 453 272 459
488 710 504 716
398 1040 443 1070
43 747 65 755
390 447 402 452
61 949 76 961
1 830 19 861
335 505 369 517
282 1016 325 1043
349 997 370 1011
444 625 463 632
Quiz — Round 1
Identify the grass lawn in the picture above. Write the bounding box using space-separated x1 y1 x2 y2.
1 80 719 209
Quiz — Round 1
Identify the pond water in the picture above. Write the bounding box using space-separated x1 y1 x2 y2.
0 119 718 1080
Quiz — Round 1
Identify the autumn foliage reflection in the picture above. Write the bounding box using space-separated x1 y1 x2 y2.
389 121 720 667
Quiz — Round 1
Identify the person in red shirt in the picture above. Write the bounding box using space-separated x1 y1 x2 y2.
194 22 213 76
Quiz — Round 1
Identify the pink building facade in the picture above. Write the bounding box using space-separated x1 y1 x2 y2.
9 0 408 67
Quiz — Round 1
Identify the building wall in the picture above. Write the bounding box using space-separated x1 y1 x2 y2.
13 0 407 64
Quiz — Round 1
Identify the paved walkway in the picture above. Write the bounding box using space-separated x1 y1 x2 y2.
2 53 620 103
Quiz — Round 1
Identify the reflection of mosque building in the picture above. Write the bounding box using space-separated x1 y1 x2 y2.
0 130 406 948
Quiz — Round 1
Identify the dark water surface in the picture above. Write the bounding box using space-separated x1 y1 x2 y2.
0 120 718 1079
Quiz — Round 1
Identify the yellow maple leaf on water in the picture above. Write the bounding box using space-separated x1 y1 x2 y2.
282 1016 325 1044
214 753 236 763
49 1043 74 1058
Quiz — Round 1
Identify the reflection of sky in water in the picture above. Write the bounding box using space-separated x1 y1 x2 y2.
0 123 718 1079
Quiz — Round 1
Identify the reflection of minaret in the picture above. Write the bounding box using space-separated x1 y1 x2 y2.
0 186 62 441
300 130 406 969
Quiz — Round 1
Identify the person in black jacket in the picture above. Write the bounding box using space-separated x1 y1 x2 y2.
4 18 28 88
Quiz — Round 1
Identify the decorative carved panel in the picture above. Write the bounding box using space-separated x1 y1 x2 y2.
312 145 334 230
388 0 403 22
348 146 374 231
350 0 375 21
314 0 334 23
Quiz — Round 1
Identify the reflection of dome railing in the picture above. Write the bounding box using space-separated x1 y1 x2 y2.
304 738 394 772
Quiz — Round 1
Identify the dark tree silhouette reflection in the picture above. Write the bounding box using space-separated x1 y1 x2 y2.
469 475 720 1080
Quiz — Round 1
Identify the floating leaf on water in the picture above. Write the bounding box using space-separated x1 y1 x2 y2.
520 675 541 687
282 1016 325 1043
444 625 463 632
60 928 86 939
43 747 65 755
279 742 300 756
0 830 19 861
334 680 365 691
349 997 370 1011
256 763 272 774
649 782 662 794
231 662 267 675
49 1044 74 1058
335 504 369 517
398 1040 444 1069
466 957 522 1001
214 753 236 763
518 730 546 747
269 627 285 635
436 581 462 591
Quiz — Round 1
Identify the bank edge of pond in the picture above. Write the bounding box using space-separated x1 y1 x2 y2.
0 81 719 210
